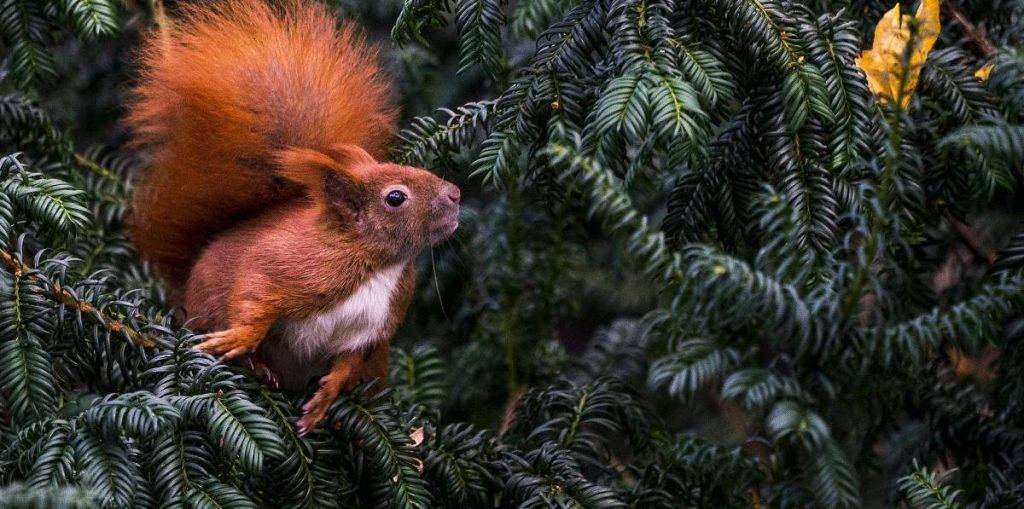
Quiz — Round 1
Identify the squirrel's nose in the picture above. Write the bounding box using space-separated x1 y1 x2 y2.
446 185 461 205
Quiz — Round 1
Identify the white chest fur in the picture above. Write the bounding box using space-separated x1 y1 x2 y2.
280 262 406 359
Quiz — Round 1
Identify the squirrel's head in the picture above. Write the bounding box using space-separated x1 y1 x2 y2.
276 145 460 262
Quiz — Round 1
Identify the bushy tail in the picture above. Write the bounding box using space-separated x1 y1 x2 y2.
127 0 395 288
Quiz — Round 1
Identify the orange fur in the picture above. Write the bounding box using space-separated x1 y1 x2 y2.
128 0 460 432
127 0 396 288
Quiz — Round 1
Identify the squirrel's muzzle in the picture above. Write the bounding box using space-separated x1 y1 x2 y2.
429 182 461 243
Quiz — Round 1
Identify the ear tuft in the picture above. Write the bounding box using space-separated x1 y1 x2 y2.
274 148 339 190
327 144 377 167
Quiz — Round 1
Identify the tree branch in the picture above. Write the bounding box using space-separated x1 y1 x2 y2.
0 248 156 348
945 4 996 56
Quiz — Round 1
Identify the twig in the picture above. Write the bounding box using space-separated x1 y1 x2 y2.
0 248 156 348
74 153 118 181
945 4 996 56
497 388 525 439
945 213 996 266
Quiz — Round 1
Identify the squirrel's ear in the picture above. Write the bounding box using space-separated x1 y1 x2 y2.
274 147 366 219
275 148 366 218
323 170 365 220
274 147 340 191
326 144 377 167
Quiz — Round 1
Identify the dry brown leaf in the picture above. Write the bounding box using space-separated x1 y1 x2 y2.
409 426 425 447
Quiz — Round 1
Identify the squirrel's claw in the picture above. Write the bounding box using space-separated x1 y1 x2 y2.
262 369 281 390
247 355 281 389
297 399 329 436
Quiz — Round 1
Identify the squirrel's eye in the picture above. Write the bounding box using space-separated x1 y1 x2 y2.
385 190 407 207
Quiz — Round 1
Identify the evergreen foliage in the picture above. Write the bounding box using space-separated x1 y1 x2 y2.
2 0 1024 507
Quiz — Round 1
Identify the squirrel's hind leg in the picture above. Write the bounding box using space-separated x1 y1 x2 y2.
296 343 387 435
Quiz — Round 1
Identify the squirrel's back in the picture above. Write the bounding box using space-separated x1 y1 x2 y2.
128 0 396 288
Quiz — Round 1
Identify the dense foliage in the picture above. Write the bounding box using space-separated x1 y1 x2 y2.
1 0 1023 507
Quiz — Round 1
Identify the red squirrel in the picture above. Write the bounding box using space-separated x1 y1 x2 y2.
127 0 460 433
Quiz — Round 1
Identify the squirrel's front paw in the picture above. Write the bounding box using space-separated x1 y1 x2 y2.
195 327 259 360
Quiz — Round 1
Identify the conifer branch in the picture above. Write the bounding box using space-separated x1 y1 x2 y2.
0 248 155 348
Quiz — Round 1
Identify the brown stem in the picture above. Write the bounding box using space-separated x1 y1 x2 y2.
0 248 156 348
497 388 525 439
944 213 996 266
945 4 997 56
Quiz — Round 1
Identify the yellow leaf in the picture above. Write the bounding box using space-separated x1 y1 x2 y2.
855 0 942 108
975 63 994 81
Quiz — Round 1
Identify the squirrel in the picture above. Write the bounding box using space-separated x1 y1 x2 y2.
126 0 460 433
